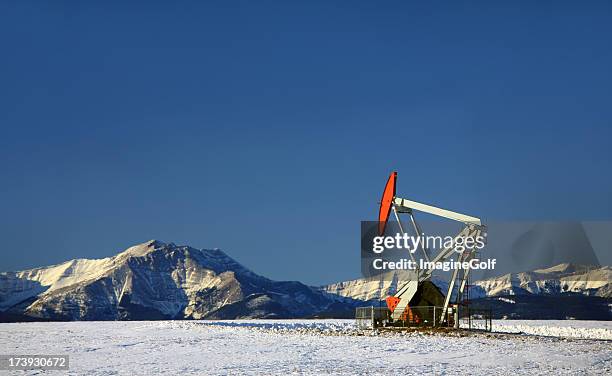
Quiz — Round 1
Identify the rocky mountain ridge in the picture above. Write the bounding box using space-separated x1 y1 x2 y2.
0 240 353 321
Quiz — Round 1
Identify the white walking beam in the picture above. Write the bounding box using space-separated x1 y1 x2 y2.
393 197 481 225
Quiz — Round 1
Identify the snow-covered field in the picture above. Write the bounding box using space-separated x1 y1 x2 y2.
1 320 611 375
492 319 612 340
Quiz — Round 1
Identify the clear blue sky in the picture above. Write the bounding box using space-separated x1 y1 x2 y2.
1 1 611 284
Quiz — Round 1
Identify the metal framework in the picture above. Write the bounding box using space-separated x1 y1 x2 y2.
380 172 487 327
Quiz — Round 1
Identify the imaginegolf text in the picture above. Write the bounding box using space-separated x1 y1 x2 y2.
372 258 497 272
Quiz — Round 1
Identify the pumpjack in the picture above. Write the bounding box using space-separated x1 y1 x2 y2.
377 172 487 327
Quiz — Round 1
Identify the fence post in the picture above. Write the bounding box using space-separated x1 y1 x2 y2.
454 305 459 329
433 306 437 327
371 306 374 329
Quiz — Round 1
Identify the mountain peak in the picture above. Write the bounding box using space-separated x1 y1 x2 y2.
117 239 166 257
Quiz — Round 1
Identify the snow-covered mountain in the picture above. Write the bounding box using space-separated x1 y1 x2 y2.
0 240 355 321
470 263 611 298
321 264 611 301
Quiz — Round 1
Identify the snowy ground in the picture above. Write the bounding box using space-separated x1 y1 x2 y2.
1 320 611 375
492 319 612 340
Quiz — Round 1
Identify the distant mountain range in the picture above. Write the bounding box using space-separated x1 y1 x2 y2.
321 264 611 320
470 263 611 298
321 263 611 301
1 240 610 322
0 240 354 322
